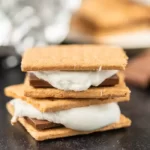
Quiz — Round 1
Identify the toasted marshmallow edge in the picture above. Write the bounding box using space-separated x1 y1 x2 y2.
98 30 150 49
31 70 118 91
10 99 120 131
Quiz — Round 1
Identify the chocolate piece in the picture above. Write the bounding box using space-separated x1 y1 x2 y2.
29 73 119 88
29 73 51 88
25 117 61 130
125 50 150 88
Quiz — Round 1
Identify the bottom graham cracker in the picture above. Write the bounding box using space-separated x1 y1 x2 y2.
6 103 131 141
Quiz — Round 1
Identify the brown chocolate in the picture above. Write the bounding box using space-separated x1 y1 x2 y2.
125 50 150 88
29 73 119 88
25 117 61 130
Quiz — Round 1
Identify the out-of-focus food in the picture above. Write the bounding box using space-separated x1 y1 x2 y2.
69 0 150 49
125 50 150 88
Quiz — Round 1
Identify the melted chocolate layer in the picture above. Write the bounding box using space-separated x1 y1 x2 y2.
29 73 119 88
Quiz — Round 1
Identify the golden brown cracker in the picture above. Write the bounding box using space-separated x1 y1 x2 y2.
71 14 150 37
7 103 131 141
78 0 150 29
5 84 130 112
21 45 128 71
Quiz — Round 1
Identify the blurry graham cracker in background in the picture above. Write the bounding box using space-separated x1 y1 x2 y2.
78 0 150 29
69 0 150 46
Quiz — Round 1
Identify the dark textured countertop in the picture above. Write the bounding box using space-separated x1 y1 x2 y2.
0 59 150 150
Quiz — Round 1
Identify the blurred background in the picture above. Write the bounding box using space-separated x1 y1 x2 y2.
0 0 150 88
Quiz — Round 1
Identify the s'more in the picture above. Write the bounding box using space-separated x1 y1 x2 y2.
70 0 150 49
5 45 131 141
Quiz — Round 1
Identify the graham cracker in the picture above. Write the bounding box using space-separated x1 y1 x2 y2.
24 72 130 99
71 14 150 37
5 85 130 112
21 45 128 71
4 84 130 112
78 0 150 29
7 103 131 141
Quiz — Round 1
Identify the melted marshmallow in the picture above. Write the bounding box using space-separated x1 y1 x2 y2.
100 30 150 49
10 99 120 131
32 70 118 91
131 0 150 5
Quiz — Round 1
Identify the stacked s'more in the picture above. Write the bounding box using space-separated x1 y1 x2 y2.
5 45 131 141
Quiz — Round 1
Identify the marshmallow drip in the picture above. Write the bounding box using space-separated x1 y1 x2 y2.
10 99 120 131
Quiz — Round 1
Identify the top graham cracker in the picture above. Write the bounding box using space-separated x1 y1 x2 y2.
21 45 128 71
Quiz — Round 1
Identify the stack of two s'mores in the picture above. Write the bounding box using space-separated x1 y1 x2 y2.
5 45 131 141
